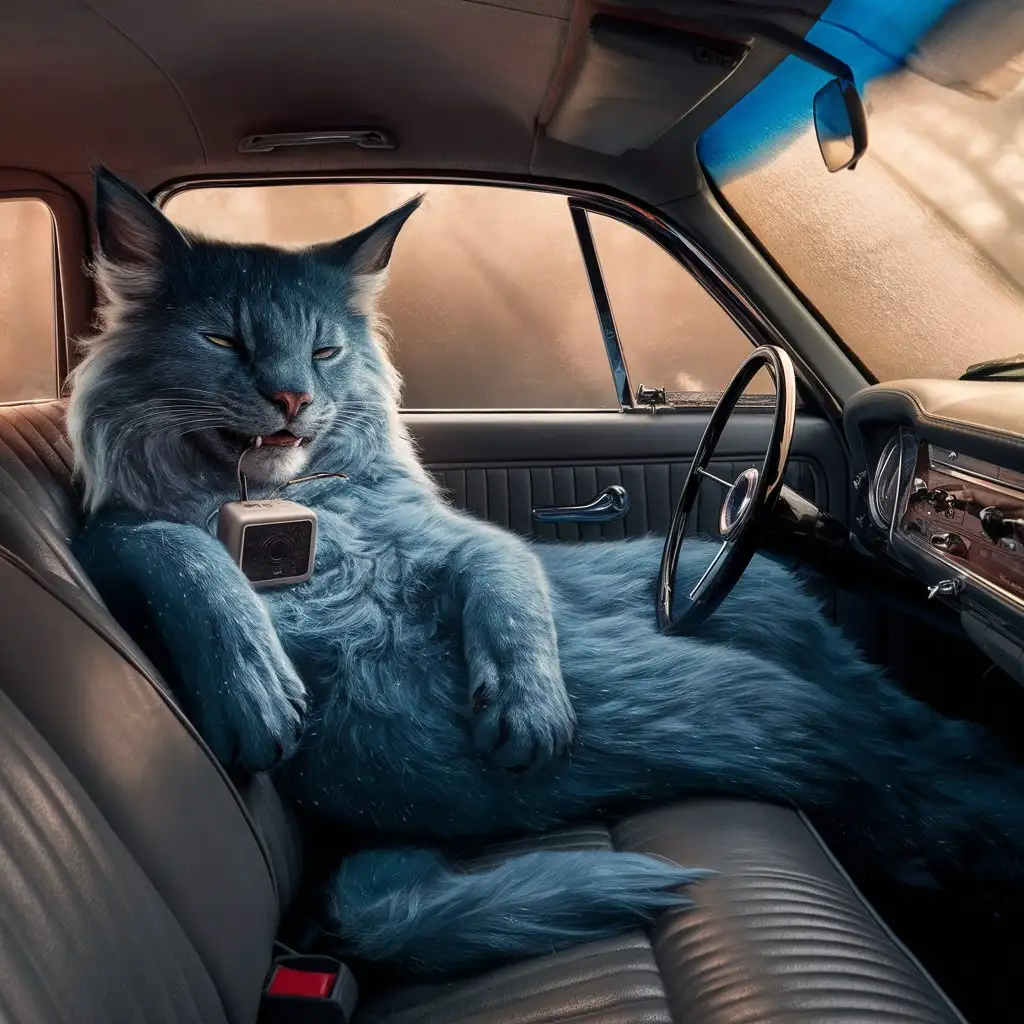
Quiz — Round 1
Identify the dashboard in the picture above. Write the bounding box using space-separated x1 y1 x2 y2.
844 379 1024 683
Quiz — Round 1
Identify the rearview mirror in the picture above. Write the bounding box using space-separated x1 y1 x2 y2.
813 78 868 172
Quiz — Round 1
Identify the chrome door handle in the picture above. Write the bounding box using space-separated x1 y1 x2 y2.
532 485 630 524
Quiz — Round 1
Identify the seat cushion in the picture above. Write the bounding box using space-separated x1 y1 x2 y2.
0 400 78 534
0 546 280 1024
357 801 965 1024
0 399 306 913
0 683 227 1024
0 400 98 596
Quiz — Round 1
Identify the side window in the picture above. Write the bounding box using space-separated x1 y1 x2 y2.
164 183 760 409
166 184 618 410
588 213 769 399
0 199 57 402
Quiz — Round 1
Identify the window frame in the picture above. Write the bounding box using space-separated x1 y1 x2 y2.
0 171 94 407
0 196 61 406
155 173 824 415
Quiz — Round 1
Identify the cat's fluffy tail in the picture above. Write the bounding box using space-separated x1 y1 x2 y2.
324 846 707 976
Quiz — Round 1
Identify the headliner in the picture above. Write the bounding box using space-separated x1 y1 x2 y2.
0 0 828 209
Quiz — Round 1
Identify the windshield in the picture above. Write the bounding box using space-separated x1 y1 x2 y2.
699 0 1024 383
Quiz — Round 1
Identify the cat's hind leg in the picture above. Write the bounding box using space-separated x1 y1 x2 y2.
558 615 1024 893
538 534 877 693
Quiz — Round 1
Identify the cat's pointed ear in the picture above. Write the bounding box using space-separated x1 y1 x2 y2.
92 164 186 277
312 194 424 313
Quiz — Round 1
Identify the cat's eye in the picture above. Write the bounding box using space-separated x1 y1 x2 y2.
205 334 236 349
312 347 341 361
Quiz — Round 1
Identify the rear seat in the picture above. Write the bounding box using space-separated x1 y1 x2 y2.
0 399 967 1023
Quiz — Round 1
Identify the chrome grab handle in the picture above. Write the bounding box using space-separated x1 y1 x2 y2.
532 485 630 524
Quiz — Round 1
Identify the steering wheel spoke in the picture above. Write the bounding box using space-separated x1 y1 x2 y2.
657 346 797 635
696 467 732 488
688 540 731 603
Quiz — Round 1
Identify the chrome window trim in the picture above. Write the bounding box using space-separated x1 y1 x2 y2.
568 203 634 410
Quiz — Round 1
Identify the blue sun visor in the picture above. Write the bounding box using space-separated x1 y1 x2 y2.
698 0 964 184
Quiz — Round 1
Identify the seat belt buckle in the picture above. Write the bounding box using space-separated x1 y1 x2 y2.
258 954 358 1024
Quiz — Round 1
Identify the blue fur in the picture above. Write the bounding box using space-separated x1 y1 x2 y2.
328 847 708 974
70 169 1024 977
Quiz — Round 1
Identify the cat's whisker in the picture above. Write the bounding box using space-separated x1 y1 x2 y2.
176 424 234 438
153 386 233 398
136 403 229 415
145 397 228 406
142 400 232 411
166 418 235 435
124 408 214 422
122 412 235 436
137 401 237 415
330 414 377 425
141 410 232 422
139 408 229 419
126 415 228 432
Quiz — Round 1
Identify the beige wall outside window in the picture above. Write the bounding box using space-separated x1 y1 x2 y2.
165 183 757 409
0 199 57 403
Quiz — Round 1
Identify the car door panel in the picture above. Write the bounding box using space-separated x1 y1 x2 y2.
406 408 887 655
425 456 827 543
407 411 846 542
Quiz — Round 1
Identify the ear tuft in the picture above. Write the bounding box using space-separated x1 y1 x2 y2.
311 194 423 316
92 164 185 276
350 193 424 276
312 193 424 277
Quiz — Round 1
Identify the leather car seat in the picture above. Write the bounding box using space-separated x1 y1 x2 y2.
0 399 968 1023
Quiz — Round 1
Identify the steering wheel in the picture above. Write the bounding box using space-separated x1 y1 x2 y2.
657 345 797 635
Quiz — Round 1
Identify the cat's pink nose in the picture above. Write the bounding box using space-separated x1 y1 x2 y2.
271 391 312 421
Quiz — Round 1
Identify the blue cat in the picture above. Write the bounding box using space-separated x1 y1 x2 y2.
70 167 1024 977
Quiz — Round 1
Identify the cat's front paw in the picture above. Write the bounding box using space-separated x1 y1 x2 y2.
468 646 576 775
193 636 307 775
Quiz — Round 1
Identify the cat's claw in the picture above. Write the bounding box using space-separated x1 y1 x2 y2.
194 639 308 775
469 654 576 775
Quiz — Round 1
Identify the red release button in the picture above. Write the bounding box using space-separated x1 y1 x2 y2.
267 965 337 999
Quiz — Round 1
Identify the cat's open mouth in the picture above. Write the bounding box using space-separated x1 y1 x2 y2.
258 430 309 448
217 428 311 450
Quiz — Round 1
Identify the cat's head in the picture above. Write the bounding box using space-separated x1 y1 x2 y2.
68 166 422 517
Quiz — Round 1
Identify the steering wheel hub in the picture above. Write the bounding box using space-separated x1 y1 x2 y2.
719 468 759 537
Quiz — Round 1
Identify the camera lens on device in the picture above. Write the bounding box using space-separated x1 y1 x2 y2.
262 535 293 565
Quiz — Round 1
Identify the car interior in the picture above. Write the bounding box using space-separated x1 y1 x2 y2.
2 1 1023 1022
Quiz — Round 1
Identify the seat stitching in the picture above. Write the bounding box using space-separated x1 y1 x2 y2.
0 442 77 539
0 545 280 904
794 808 968 1023
5 404 78 495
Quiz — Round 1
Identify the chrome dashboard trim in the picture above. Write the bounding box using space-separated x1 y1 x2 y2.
868 432 899 531
940 465 1024 503
894 445 1024 617
889 428 918 551
896 530 1024 616
888 431 904 548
